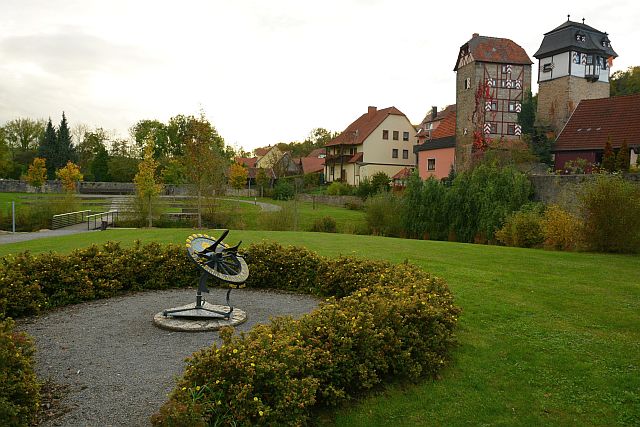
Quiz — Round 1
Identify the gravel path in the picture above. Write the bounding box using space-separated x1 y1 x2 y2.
17 288 319 426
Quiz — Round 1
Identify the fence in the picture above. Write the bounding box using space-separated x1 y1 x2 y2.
51 210 91 229
86 211 119 230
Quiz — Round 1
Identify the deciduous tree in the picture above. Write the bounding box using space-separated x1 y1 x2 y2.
26 157 47 190
55 161 83 193
256 167 270 197
229 163 248 194
611 66 640 96
134 136 163 227
2 118 45 151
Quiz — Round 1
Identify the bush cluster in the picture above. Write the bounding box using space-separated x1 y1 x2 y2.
325 181 353 196
152 242 460 426
579 175 640 253
0 318 40 426
495 204 545 248
308 216 337 233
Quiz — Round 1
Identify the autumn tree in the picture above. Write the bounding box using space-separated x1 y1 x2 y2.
611 66 640 96
55 161 83 193
602 137 616 172
26 157 47 190
182 113 227 228
615 140 630 172
134 136 163 227
228 163 248 194
2 118 45 151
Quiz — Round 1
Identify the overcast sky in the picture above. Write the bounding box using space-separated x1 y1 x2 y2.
1 0 638 151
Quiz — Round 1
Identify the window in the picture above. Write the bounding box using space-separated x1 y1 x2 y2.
486 122 497 134
542 63 553 73
487 100 498 111
586 55 593 65
330 166 335 176
392 149 398 159
402 149 409 159
573 52 581 65
427 158 436 171
501 64 511 74
501 79 513 88
349 147 356 155
382 130 389 140
486 78 496 87
403 131 409 141
464 78 471 89
393 130 399 140
508 100 521 112
507 123 516 135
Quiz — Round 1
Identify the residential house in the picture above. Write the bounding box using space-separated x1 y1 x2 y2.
414 105 457 180
454 33 532 168
253 145 284 169
553 93 640 170
534 18 617 134
324 106 416 186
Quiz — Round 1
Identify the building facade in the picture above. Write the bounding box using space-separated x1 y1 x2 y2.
414 105 457 180
534 18 617 134
324 106 416 186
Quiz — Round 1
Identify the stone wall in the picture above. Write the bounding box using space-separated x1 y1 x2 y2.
529 173 640 207
296 193 362 207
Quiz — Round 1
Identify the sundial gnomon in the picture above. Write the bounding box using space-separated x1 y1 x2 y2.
162 230 248 319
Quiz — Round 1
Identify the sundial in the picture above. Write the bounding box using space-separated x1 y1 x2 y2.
162 230 248 320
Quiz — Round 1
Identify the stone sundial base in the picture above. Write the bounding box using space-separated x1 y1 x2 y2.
153 302 247 332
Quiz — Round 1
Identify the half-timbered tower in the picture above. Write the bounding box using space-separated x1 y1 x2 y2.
534 18 617 134
454 34 532 167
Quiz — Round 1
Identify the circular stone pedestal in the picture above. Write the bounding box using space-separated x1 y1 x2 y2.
153 303 247 332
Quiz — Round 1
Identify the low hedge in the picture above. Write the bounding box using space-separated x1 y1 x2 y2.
0 241 460 426
152 243 460 426
0 318 40 426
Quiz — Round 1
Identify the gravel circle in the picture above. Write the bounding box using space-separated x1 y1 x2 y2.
17 288 320 426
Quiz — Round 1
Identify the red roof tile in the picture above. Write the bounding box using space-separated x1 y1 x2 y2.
455 35 532 70
392 167 412 180
236 157 257 168
300 157 325 174
308 148 326 158
348 152 363 163
254 146 272 157
555 94 640 151
325 106 408 146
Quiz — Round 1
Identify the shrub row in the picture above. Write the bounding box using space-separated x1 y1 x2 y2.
0 241 197 319
152 243 460 426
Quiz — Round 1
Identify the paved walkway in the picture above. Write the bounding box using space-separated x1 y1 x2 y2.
0 223 98 245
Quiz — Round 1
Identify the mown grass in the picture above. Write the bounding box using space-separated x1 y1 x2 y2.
0 230 638 426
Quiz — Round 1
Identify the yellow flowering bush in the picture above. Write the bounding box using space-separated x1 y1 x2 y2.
153 243 460 426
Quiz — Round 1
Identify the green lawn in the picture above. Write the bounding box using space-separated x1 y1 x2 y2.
1 230 638 426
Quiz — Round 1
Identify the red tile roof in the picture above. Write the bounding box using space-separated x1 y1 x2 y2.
300 157 325 174
555 94 640 151
325 106 408 146
236 157 257 168
307 148 326 158
254 146 272 157
348 152 363 163
392 167 412 180
455 35 532 70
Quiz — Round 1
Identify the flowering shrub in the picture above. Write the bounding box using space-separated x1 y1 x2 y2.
541 205 584 251
153 243 460 426
0 318 40 426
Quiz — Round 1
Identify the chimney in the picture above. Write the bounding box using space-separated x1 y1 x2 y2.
472 32 479 38
431 106 438 120
368 106 377 115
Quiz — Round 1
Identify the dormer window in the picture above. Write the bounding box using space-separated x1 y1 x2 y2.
576 32 586 42
601 37 611 48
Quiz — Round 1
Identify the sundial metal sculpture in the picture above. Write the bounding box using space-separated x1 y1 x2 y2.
163 230 248 320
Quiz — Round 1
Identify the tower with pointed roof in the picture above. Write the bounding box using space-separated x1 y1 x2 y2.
534 17 618 134
454 33 532 168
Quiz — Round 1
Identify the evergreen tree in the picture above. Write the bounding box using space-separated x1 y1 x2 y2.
602 137 616 172
38 118 58 179
57 112 76 164
615 140 630 172
91 143 110 181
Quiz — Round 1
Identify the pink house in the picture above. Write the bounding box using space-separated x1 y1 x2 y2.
414 105 456 179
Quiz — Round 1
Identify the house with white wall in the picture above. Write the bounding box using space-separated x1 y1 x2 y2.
324 106 416 186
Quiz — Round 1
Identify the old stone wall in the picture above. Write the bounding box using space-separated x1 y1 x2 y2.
529 173 640 208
